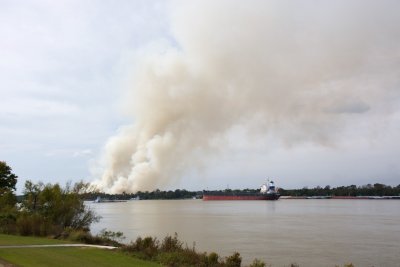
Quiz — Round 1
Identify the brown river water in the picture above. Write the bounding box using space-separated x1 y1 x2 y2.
88 199 400 267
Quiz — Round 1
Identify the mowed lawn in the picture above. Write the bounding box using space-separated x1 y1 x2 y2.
0 234 73 245
0 234 160 267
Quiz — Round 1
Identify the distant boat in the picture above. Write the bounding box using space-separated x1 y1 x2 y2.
129 196 140 201
306 196 332 199
93 196 127 203
203 180 280 201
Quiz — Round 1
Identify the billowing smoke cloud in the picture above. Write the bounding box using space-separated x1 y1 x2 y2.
92 0 400 193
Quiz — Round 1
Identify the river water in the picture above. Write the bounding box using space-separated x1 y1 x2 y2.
88 199 400 267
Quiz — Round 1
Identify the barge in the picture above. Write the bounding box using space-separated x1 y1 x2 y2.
203 180 280 201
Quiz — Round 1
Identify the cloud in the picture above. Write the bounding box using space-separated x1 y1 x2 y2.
0 1 169 193
325 100 370 114
73 149 93 158
0 98 80 119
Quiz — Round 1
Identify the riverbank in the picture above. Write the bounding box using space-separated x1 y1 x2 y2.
0 234 159 267
0 234 359 267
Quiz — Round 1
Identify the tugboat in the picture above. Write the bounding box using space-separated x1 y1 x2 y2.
202 180 280 201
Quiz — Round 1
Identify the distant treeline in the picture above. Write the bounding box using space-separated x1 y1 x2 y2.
280 183 400 197
83 189 200 201
84 183 400 200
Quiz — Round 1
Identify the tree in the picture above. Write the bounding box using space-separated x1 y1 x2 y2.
0 189 18 234
0 161 17 194
0 161 18 234
23 180 43 212
19 180 100 236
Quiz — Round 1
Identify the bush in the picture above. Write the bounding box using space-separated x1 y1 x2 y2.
66 229 93 243
59 228 122 247
0 212 17 234
122 236 159 260
249 258 266 267
98 228 125 244
224 252 242 267
16 213 44 236
160 233 183 252
157 248 210 267
207 252 220 266
122 234 230 267
157 252 184 267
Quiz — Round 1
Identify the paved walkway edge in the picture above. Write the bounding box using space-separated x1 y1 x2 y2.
0 244 117 249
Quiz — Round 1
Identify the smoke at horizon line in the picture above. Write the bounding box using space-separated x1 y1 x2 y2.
91 0 400 193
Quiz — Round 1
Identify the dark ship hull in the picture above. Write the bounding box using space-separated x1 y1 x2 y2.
202 192 280 201
203 180 280 201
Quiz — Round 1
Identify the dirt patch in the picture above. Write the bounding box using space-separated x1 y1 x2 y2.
0 258 15 267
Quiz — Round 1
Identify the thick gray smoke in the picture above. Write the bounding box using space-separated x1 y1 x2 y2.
92 0 400 193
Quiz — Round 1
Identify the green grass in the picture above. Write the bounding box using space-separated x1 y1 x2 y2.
0 234 160 267
0 247 160 267
0 234 72 245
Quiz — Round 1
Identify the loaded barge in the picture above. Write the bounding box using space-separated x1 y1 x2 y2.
203 180 280 201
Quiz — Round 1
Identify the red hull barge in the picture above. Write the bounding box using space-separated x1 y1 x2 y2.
203 194 280 201
202 180 280 201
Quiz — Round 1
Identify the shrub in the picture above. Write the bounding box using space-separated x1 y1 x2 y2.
224 252 242 267
160 233 183 252
0 212 17 234
157 248 209 267
16 212 44 236
67 229 93 243
249 258 266 267
97 229 125 245
60 228 122 247
157 252 184 267
207 252 220 266
122 236 159 260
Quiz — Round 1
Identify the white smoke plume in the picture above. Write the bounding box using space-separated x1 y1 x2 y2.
92 0 400 193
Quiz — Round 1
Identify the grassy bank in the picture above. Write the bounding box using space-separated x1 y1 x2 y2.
0 234 73 245
0 234 160 267
0 234 356 267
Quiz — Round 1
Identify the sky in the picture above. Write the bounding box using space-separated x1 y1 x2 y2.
1 0 399 194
